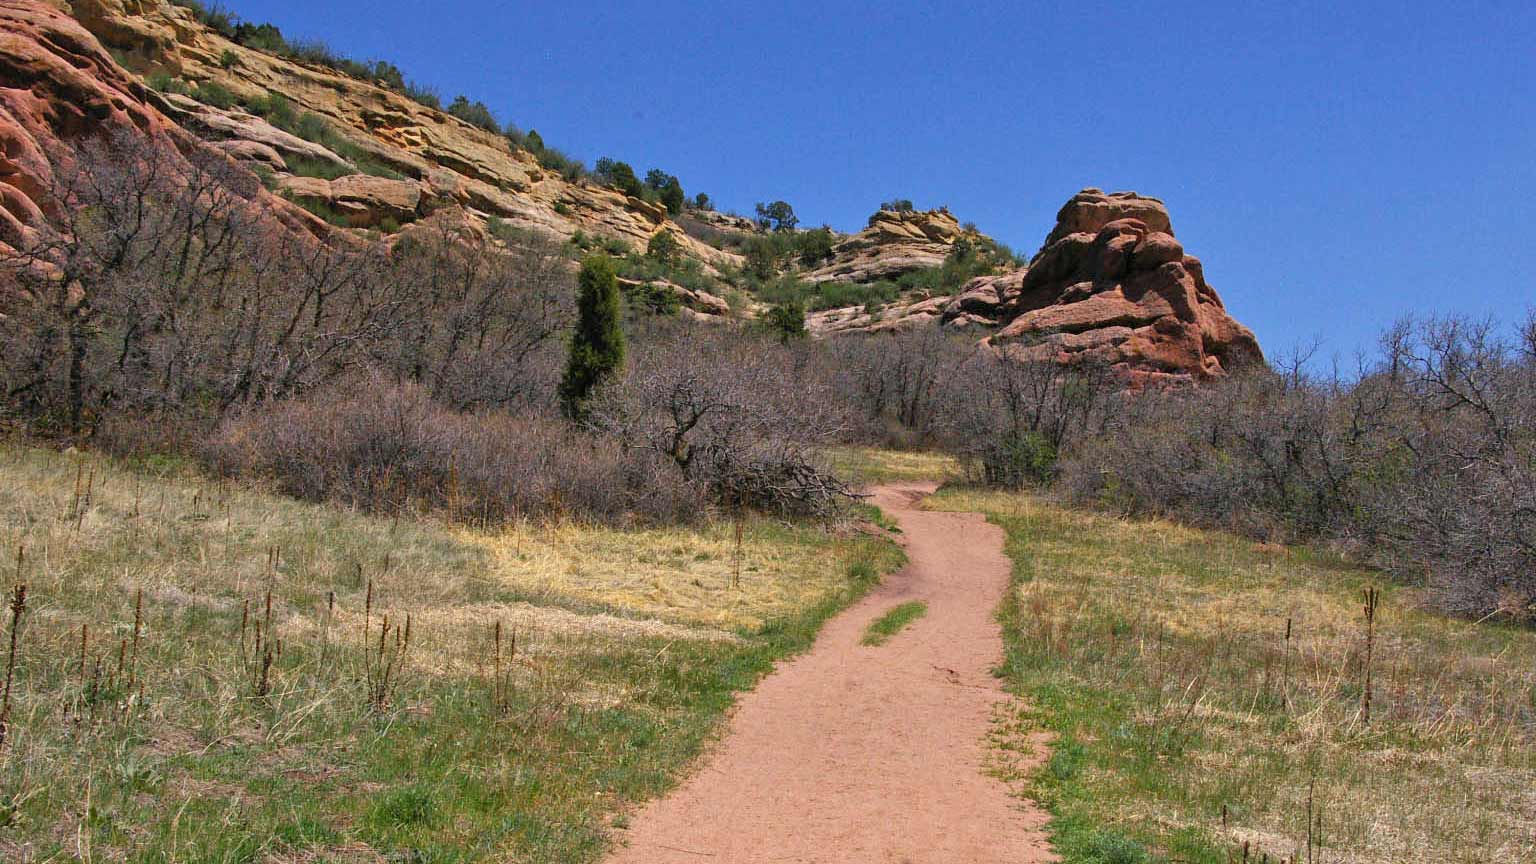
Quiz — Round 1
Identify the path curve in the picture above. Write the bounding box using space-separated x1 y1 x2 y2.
606 482 1055 863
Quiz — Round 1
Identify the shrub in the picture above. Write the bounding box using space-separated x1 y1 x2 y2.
446 95 499 133
761 301 807 343
621 280 682 316
536 146 586 181
401 80 441 110
560 256 626 421
233 21 287 53
645 169 685 214
145 73 191 96
281 112 401 180
742 234 786 279
796 227 835 266
592 323 854 516
171 0 237 37
189 80 237 109
283 156 351 181
594 158 644 199
645 231 681 267
244 90 296 128
206 380 698 524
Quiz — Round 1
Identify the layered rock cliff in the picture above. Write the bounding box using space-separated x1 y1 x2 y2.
2 1 1264 381
803 207 985 284
806 189 1262 381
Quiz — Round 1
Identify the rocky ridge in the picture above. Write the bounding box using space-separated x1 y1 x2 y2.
26 0 736 267
2 1 1264 380
803 207 985 284
810 189 1263 382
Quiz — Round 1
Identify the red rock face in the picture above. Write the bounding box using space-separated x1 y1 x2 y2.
0 0 326 250
983 188 1263 383
0 1 168 240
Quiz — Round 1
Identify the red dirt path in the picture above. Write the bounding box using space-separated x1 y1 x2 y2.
605 483 1055 863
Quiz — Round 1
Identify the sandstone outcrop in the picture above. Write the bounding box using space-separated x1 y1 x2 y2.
618 277 732 319
810 189 1262 382
0 0 341 250
807 295 951 336
985 189 1262 381
57 0 741 264
277 174 424 228
803 208 980 284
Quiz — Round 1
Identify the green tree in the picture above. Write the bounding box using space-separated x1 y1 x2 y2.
742 234 784 279
795 226 835 265
754 200 798 232
646 230 681 267
447 95 499 133
762 300 807 343
645 169 686 215
560 256 626 420
595 158 644 198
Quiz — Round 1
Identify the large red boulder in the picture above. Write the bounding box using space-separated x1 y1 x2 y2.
984 188 1262 382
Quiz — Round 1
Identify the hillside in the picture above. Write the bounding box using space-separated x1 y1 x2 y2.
0 443 902 862
0 0 1266 382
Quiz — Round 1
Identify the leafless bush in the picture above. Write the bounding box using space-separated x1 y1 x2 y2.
1053 314 1536 621
941 352 1118 486
825 327 973 446
592 322 857 516
205 378 698 524
0 136 575 447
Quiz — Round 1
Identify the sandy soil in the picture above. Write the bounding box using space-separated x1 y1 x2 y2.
605 483 1055 863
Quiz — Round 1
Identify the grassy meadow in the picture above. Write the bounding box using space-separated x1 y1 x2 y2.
0 444 902 863
930 488 1536 864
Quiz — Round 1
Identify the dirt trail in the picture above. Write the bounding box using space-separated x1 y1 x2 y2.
606 483 1054 863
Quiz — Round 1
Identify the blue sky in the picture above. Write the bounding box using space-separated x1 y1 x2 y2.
229 0 1536 362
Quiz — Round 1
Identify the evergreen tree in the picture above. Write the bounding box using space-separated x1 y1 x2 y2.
763 300 807 343
560 256 626 420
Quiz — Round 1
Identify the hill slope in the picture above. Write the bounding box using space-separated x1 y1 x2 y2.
1 0 1265 380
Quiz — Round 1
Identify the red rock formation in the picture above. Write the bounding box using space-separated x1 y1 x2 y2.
0 0 328 249
982 189 1262 382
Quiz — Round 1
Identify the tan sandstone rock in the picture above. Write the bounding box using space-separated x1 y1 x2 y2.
804 207 979 284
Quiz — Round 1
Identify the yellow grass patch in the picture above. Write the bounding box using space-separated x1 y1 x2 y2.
461 518 865 632
821 446 960 485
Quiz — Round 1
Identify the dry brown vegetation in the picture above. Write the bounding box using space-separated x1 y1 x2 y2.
0 443 901 862
933 488 1536 863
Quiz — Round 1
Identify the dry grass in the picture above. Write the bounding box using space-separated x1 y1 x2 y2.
0 443 900 863
464 518 871 631
821 446 960 486
931 487 1536 864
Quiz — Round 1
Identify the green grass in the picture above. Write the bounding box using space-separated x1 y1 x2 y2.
930 488 1536 864
860 601 927 646
0 444 903 863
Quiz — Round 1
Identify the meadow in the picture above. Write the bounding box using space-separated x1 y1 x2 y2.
0 444 901 863
931 488 1536 864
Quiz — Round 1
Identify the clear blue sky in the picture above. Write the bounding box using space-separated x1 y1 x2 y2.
230 0 1535 362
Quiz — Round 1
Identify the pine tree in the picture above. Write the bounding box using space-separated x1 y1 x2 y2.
560 255 626 421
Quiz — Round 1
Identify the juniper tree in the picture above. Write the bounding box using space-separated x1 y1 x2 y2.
560 255 625 421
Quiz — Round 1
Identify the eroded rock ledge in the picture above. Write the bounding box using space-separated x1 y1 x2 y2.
810 189 1262 383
